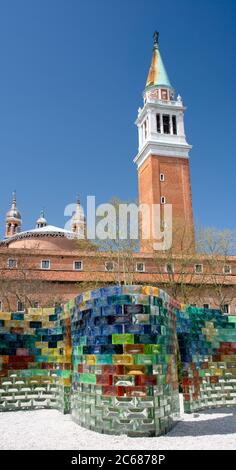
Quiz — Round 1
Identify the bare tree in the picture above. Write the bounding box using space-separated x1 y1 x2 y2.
95 197 139 285
196 227 236 310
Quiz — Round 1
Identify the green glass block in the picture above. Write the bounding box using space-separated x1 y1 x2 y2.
134 354 156 365
73 345 83 355
112 334 134 345
109 295 132 305
199 370 206 377
79 373 97 384
96 354 113 365
79 336 87 346
227 316 236 323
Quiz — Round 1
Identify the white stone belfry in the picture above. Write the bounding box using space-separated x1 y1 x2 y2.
70 197 86 239
134 33 192 169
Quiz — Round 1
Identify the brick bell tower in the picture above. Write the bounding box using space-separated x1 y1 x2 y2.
134 32 195 253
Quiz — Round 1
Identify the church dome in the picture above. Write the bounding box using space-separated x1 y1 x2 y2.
36 210 47 228
6 192 21 221
6 207 21 220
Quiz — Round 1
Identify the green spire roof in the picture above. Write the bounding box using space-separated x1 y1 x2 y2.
145 32 172 89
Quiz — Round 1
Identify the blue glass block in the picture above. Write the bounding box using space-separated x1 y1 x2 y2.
102 325 123 335
101 286 122 297
94 297 109 308
100 344 123 354
124 324 145 334
11 313 24 320
83 346 102 355
124 304 145 314
49 314 58 321
136 334 157 344
108 295 132 306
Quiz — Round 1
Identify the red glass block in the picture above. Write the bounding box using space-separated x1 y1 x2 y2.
192 392 199 400
11 327 24 334
182 378 193 386
212 354 221 361
135 375 157 386
116 386 125 396
96 375 113 385
202 362 209 369
0 370 8 377
102 386 117 396
102 365 124 375
124 344 144 354
210 376 219 384
183 393 190 401
41 363 54 370
8 356 34 364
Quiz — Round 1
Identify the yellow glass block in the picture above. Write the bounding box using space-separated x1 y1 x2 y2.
112 355 134 365
86 355 96 365
42 321 53 328
142 286 159 296
35 342 44 348
82 291 91 302
0 312 12 320
62 378 71 386
79 302 87 311
42 308 54 315
28 308 43 315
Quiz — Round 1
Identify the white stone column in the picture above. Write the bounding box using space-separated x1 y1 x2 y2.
170 115 173 135
138 125 142 150
160 114 164 134
177 111 185 137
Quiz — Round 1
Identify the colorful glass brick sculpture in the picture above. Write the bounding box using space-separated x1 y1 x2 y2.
177 307 236 412
70 285 180 436
1 285 236 437
0 305 71 413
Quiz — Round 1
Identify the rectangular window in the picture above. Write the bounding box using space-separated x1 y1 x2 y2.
194 264 203 274
222 304 230 314
160 173 165 182
203 304 209 309
8 259 17 269
105 261 114 272
163 115 170 134
190 304 197 307
172 115 177 135
41 260 50 270
74 261 83 271
144 120 147 139
33 301 39 308
156 114 161 133
17 301 25 312
161 196 166 204
223 265 231 274
161 89 168 100
136 262 145 272
166 263 174 274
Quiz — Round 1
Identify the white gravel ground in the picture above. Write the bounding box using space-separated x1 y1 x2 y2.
0 401 235 450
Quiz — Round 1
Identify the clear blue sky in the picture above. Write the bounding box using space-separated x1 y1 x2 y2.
0 0 235 237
